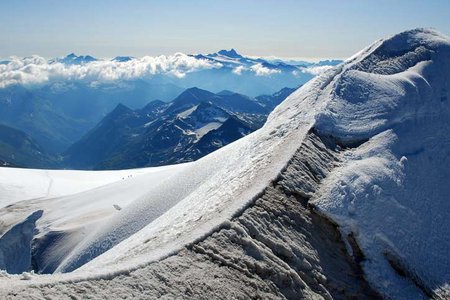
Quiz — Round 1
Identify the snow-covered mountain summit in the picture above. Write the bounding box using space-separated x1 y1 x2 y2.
211 48 243 59
53 53 98 65
311 28 450 299
0 28 449 299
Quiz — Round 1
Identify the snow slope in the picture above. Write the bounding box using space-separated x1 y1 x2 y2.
0 164 190 274
0 167 160 208
0 28 449 299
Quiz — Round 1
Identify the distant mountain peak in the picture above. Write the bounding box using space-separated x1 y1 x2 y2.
216 90 236 96
185 86 204 92
107 103 132 118
113 103 131 112
182 87 214 97
216 49 242 59
166 87 216 114
59 53 97 65
112 56 134 62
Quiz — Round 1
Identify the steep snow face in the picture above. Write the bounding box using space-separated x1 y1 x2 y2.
311 28 450 298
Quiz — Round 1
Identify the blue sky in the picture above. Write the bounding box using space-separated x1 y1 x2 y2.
1 0 449 59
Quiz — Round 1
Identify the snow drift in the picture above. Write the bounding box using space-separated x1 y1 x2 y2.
0 28 449 299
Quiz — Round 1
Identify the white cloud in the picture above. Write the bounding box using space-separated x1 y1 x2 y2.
0 53 222 88
300 65 334 76
249 63 281 76
232 65 246 75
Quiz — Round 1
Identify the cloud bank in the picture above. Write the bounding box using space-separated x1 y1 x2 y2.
0 54 223 88
250 63 282 76
232 64 281 76
0 53 334 89
300 65 334 76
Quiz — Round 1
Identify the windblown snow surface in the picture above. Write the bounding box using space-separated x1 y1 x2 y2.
0 28 449 299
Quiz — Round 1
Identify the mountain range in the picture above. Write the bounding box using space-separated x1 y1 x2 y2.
64 87 295 169
0 84 295 169
0 49 339 160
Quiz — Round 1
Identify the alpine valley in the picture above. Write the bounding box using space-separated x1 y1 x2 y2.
0 49 339 169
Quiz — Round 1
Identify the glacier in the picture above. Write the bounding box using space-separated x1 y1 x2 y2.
0 28 449 299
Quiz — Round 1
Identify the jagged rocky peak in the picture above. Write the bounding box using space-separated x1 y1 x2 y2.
60 53 98 64
112 56 134 62
65 53 77 59
216 48 242 58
